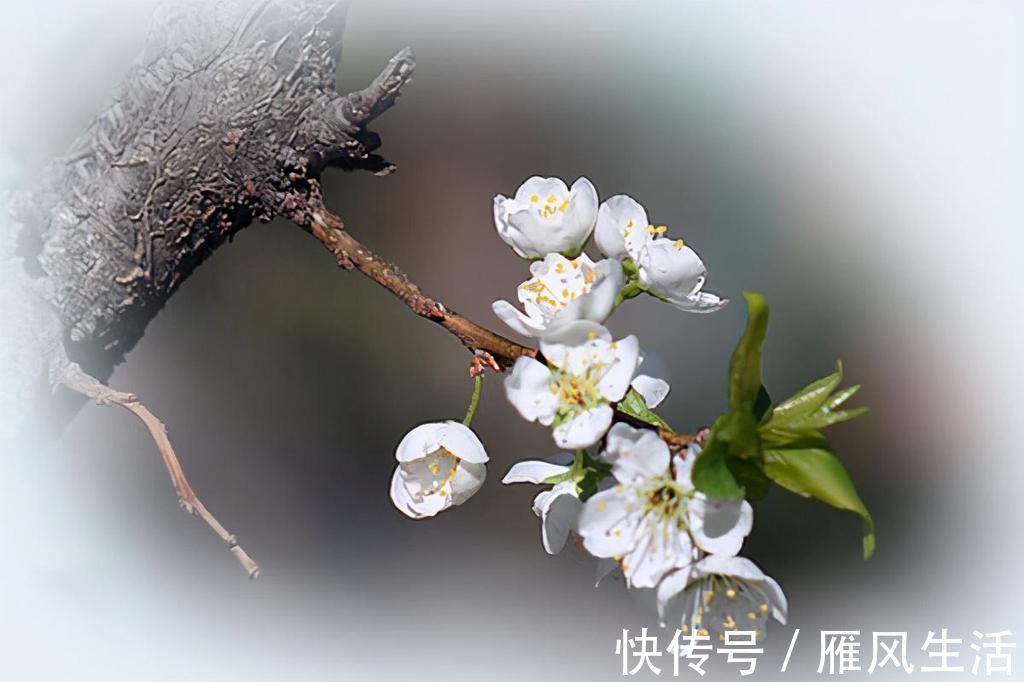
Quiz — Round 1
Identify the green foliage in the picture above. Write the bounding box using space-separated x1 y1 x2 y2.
690 292 875 558
691 418 744 497
762 442 876 559
618 387 672 430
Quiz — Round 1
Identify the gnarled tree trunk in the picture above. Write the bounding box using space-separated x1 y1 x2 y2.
1 0 414 440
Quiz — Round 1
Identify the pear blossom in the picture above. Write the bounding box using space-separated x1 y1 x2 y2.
577 425 696 588
595 194 726 313
636 237 727 313
577 425 754 589
493 176 598 259
656 555 787 642
594 194 650 261
502 455 581 554
492 253 624 338
389 421 488 519
504 321 640 448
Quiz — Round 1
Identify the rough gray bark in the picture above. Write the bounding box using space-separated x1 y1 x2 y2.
0 0 415 574
6 0 413 415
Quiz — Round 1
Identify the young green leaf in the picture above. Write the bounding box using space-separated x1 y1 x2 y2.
691 419 745 498
726 457 770 501
763 445 876 559
760 363 868 442
729 292 770 413
617 387 672 430
769 362 844 423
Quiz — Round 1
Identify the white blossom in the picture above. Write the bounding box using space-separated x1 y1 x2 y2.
389 421 488 519
594 194 726 313
594 194 650 261
504 321 640 448
502 455 581 554
577 425 696 588
656 555 787 642
493 176 598 259
492 253 624 338
577 426 753 589
636 237 727 313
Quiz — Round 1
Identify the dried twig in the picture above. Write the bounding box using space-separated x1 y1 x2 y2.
55 361 259 578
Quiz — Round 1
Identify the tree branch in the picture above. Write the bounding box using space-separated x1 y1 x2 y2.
54 359 260 578
290 201 537 368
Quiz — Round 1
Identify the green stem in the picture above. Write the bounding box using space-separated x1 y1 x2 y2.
613 280 645 308
462 374 484 426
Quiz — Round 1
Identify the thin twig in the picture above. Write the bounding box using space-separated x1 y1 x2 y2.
302 204 536 368
57 362 260 578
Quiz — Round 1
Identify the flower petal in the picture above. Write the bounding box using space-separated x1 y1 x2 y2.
656 567 694 623
493 195 533 259
389 467 450 519
595 194 649 261
513 176 570 203
630 374 670 409
667 291 729 313
688 494 753 557
539 320 611 365
535 482 583 554
762 575 789 624
622 518 694 589
502 459 572 484
505 357 558 425
578 488 639 558
553 404 613 449
694 554 766 582
603 423 671 482
437 422 489 463
492 299 548 337
638 239 707 297
596 334 641 401
394 422 449 463
450 460 487 505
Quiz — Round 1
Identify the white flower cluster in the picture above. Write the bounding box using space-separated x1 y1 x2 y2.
491 176 726 341
389 175 783 643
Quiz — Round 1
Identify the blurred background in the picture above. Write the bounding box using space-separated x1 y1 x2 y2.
1 1 1021 680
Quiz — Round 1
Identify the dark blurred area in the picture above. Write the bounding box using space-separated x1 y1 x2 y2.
2 1 1020 680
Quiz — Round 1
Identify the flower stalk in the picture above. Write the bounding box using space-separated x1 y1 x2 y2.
462 374 484 426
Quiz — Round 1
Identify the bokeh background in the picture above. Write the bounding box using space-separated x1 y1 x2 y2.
1 1 1021 680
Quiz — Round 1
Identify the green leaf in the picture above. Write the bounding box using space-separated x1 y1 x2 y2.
761 362 868 442
763 445 876 559
728 292 770 413
770 362 844 423
691 419 744 498
754 385 773 422
717 410 761 459
618 387 672 430
727 457 770 501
